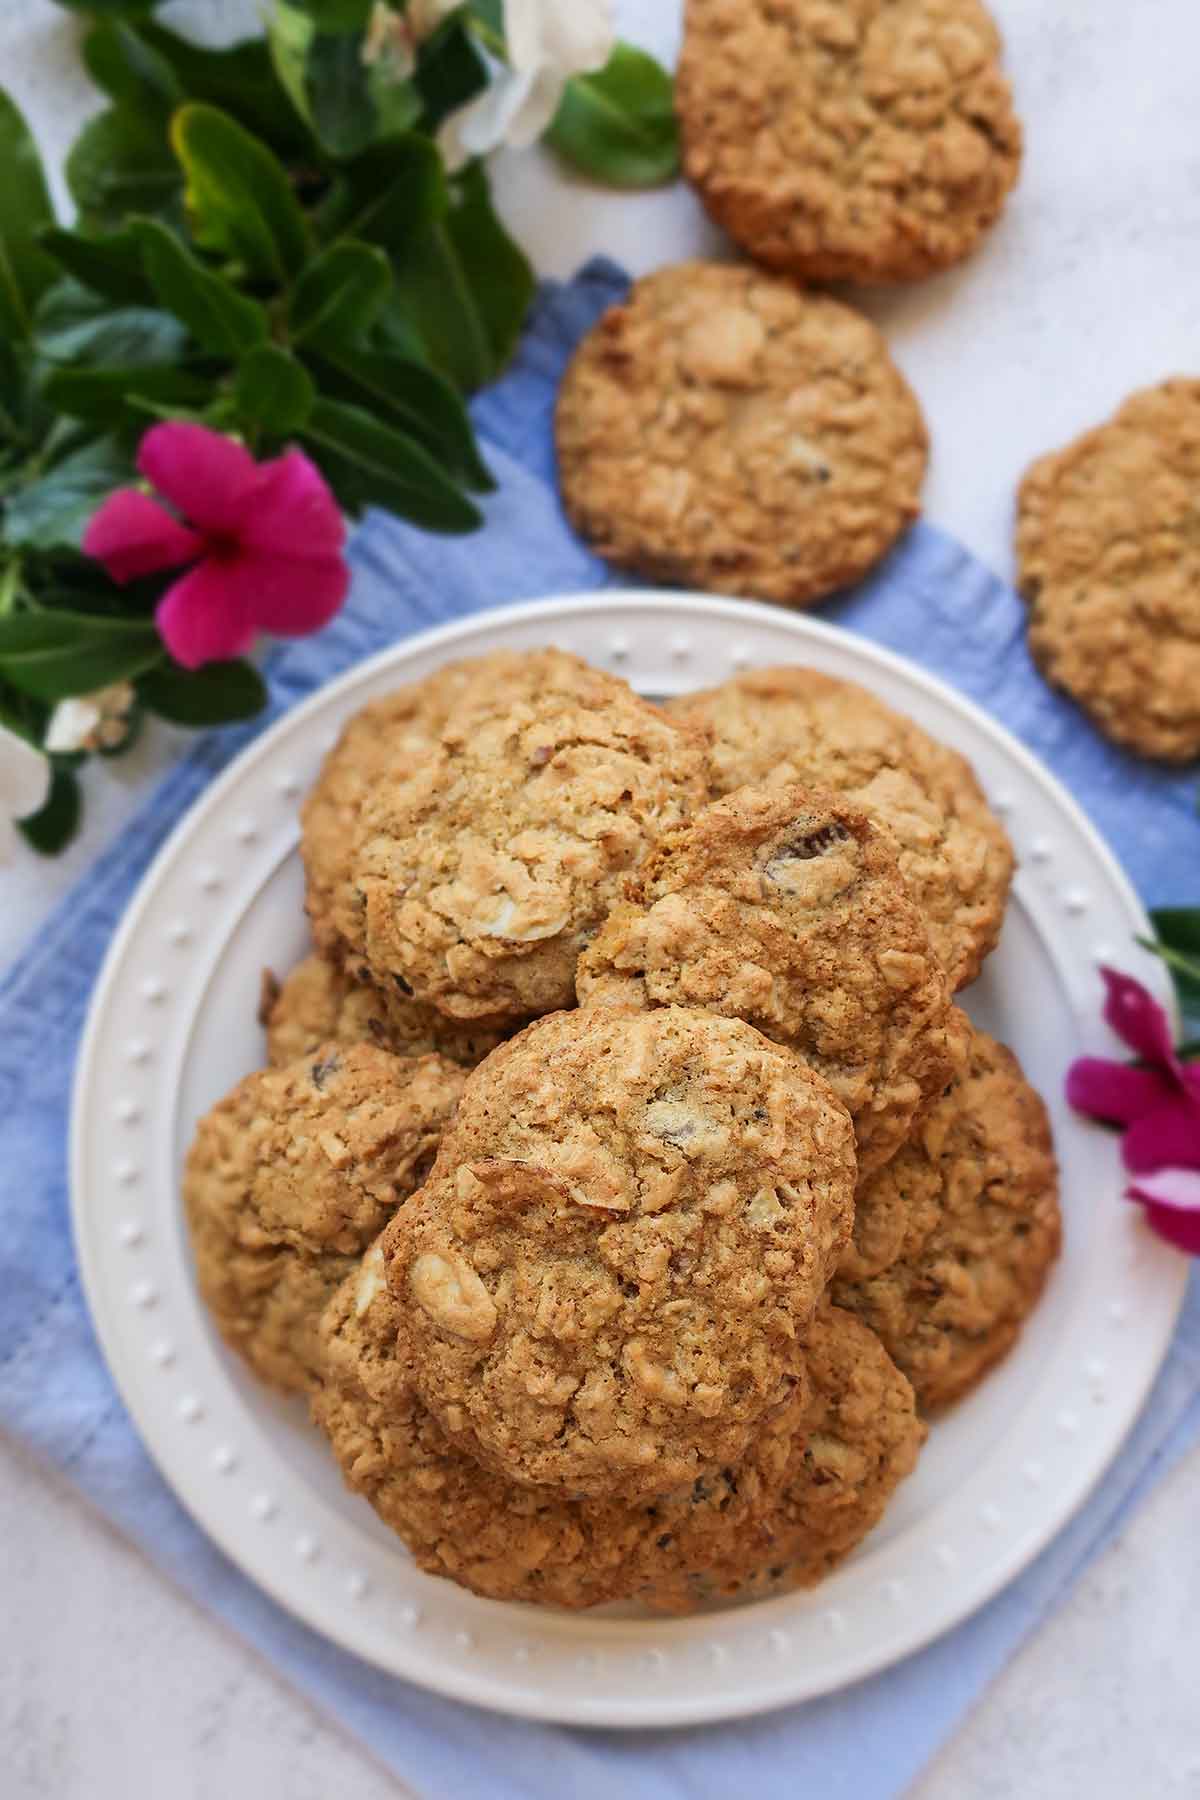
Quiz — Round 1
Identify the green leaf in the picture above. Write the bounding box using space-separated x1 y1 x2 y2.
546 43 680 189
306 31 378 159
133 216 269 356
0 609 163 701
137 656 267 725
234 344 315 434
17 765 81 857
40 363 211 427
308 344 493 489
66 107 180 230
37 225 155 306
51 0 160 13
413 13 489 130
288 240 391 346
171 105 310 285
302 397 480 532
319 134 445 249
288 0 372 27
1147 908 1200 1020
391 161 533 392
35 296 188 369
0 89 58 339
82 19 181 118
129 20 312 159
2 438 134 552
266 1 314 125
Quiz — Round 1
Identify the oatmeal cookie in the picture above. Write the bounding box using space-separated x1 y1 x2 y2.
669 667 1013 989
676 0 1022 284
555 261 927 608
1017 379 1200 762
314 1255 922 1610
382 1005 856 1499
834 1023 1061 1408
578 784 959 1175
350 652 709 1021
184 1044 466 1394
262 953 510 1070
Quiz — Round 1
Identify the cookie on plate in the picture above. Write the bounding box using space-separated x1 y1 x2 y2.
314 1249 922 1610
382 1005 856 1500
670 668 1013 990
184 1044 465 1394
555 261 927 608
350 652 710 1021
834 1022 1061 1408
262 953 511 1071
578 783 960 1176
676 0 1022 284
1017 379 1200 762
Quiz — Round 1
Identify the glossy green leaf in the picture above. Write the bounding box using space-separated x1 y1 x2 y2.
306 31 378 159
234 344 315 433
413 13 489 129
133 216 269 355
307 344 493 489
547 43 680 189
319 134 445 249
302 397 480 532
266 1 314 124
137 656 267 725
40 363 211 427
66 107 180 230
17 765 81 856
129 19 312 158
171 104 310 284
288 0 372 27
82 19 180 118
2 438 134 551
0 89 59 339
37 225 154 306
288 240 392 346
0 608 163 701
35 296 187 369
51 0 160 13
1148 908 1200 1020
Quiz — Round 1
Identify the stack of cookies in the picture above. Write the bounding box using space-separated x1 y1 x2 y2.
185 648 1061 1612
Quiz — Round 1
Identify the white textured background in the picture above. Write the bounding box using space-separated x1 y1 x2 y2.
2 1 1199 1794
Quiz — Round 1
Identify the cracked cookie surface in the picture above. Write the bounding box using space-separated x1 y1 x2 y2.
381 1005 855 1499
184 1043 465 1393
263 952 511 1070
1017 378 1200 762
670 667 1013 990
314 1257 921 1609
578 783 959 1176
350 651 709 1021
834 1022 1061 1408
555 261 927 608
676 0 1021 283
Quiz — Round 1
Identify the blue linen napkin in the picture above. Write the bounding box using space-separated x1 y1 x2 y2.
2 257 1198 1800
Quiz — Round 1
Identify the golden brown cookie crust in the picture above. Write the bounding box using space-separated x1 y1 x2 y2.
184 1043 466 1393
555 261 928 608
834 1023 1061 1409
578 783 959 1176
313 1256 922 1611
1017 379 1200 763
669 668 1013 990
263 952 511 1070
382 1005 856 1499
350 652 710 1021
676 0 1022 284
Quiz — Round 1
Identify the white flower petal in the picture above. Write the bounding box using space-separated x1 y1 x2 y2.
0 723 51 823
503 0 613 75
45 698 102 755
438 64 540 167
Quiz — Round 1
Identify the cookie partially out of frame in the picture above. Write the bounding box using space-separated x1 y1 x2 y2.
262 952 511 1071
556 261 928 608
676 0 1022 284
1017 378 1200 763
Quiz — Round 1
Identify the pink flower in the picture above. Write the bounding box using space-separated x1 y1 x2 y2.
84 423 349 670
1125 1169 1200 1256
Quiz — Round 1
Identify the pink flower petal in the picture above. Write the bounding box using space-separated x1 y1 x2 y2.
1100 967 1182 1076
155 558 257 671
1065 1056 1173 1124
1120 1092 1200 1174
241 450 346 560
83 490 203 584
242 549 350 636
1126 1168 1200 1255
138 422 261 534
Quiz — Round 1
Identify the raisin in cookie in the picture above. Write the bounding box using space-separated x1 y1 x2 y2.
556 261 927 608
262 953 510 1071
578 784 959 1175
314 1253 921 1610
834 1023 1061 1408
350 653 709 1021
184 1044 465 1394
670 667 1013 989
676 0 1021 284
1017 379 1200 762
382 1005 855 1499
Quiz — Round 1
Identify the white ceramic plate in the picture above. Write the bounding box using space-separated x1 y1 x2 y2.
71 592 1187 1729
